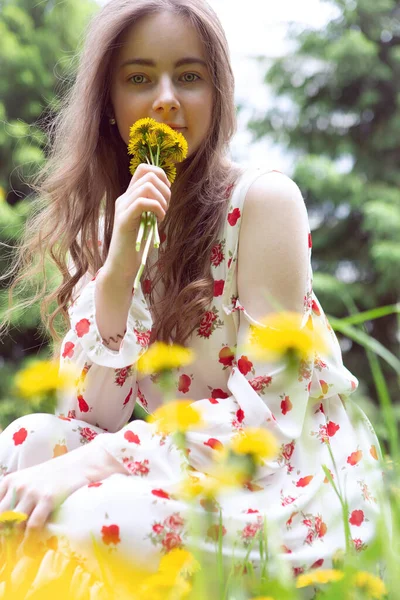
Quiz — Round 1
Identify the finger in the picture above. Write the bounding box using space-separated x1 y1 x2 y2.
13 498 35 531
124 199 166 224
134 163 171 189
0 488 17 515
26 499 53 532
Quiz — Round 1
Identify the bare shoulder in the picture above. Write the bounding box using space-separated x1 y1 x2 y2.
244 170 305 215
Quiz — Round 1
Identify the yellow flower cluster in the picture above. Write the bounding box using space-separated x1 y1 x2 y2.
230 427 279 465
137 341 195 375
14 360 78 398
148 400 203 435
245 311 328 362
128 117 188 184
296 568 345 587
178 427 278 499
353 571 387 599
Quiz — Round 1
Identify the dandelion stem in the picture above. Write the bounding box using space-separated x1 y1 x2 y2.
134 218 154 291
135 213 147 251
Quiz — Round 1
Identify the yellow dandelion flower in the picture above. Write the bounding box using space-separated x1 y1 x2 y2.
14 360 78 398
137 342 195 375
158 548 201 577
129 117 155 139
353 571 387 599
178 462 248 500
148 400 203 434
296 569 344 588
245 311 328 362
230 427 279 463
0 510 28 524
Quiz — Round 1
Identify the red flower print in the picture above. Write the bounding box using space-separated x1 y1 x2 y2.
207 524 227 541
208 397 219 404
58 416 71 422
213 279 225 296
124 430 140 444
227 257 232 268
349 510 364 527
137 387 148 410
101 524 121 545
114 366 133 387
211 388 229 399
227 207 241 226
204 438 224 451
178 374 191 394
370 445 378 460
218 346 235 367
152 523 164 534
282 545 292 554
308 233 312 248
88 482 103 488
123 388 133 407
152 489 170 500
311 558 324 569
249 376 272 393
162 532 182 551
67 410 76 419
80 427 98 442
327 421 340 437
237 355 253 376
282 441 295 462
347 450 363 466
75 318 90 338
242 523 261 539
160 231 167 245
293 566 304 577
246 509 259 514
197 310 217 338
236 408 245 423
134 329 151 347
62 341 75 359
315 517 327 537
280 395 292 415
13 427 28 446
164 514 185 531
77 395 89 413
143 278 151 294
210 242 224 267
296 475 314 487
311 299 320 316
124 459 150 476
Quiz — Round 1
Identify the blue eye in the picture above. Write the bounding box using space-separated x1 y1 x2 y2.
129 73 200 85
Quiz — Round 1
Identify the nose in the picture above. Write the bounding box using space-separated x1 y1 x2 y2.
152 75 180 113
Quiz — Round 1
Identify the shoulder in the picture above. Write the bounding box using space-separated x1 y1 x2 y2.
244 170 306 218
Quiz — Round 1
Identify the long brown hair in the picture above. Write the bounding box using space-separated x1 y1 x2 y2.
0 0 242 357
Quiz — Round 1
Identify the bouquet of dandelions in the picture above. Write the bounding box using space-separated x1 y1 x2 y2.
128 117 188 291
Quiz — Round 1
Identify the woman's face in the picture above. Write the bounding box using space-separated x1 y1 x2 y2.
110 11 214 157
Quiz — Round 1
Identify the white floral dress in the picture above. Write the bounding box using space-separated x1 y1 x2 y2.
0 166 389 579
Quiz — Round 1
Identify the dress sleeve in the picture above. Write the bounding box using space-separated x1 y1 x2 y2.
55 265 153 433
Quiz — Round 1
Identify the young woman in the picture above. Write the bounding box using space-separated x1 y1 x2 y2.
0 0 389 580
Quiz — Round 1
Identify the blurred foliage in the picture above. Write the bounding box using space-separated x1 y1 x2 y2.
248 0 400 406
0 0 98 423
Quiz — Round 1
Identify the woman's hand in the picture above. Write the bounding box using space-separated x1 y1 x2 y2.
105 163 171 280
0 439 124 534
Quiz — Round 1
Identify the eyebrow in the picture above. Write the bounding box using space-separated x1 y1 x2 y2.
120 57 207 69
